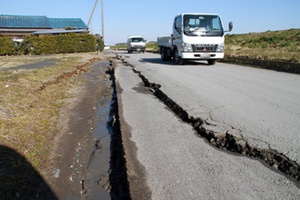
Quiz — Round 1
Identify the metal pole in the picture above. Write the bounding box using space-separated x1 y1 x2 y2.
101 0 104 42
87 0 98 27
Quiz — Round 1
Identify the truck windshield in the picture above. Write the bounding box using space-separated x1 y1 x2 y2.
132 38 144 42
183 15 223 36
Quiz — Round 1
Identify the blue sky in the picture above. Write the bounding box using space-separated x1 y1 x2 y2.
1 0 299 45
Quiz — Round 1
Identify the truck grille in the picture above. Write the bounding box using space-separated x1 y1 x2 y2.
134 45 143 48
192 44 218 52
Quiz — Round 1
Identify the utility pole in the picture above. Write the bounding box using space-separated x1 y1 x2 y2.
87 0 98 27
87 0 104 42
101 0 104 42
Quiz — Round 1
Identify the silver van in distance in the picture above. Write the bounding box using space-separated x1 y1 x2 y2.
127 36 146 53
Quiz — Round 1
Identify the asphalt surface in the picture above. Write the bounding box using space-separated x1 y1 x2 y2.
121 51 300 165
114 51 300 199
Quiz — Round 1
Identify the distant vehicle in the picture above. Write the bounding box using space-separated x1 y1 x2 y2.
157 13 233 65
104 44 110 50
127 36 146 53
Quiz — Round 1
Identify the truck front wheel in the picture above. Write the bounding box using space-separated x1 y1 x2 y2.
207 59 216 65
174 49 183 65
161 47 171 61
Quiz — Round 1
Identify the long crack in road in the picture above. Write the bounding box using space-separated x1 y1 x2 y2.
115 53 300 183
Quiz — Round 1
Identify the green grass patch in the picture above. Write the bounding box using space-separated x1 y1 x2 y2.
110 44 127 49
146 42 160 51
225 29 300 63
110 42 160 51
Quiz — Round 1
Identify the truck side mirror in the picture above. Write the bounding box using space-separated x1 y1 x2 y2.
228 22 233 32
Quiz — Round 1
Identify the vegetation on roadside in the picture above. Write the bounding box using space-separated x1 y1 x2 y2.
0 55 86 167
0 57 50 69
225 29 300 63
0 53 101 198
0 34 104 56
110 42 160 51
145 42 160 51
96 37 105 52
110 44 126 50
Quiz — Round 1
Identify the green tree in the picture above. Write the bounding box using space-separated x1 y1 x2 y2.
65 27 73 30
0 37 15 55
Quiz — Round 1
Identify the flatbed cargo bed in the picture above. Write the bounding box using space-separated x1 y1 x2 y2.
157 36 172 48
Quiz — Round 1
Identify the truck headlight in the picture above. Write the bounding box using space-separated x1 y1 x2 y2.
182 43 193 52
216 43 224 52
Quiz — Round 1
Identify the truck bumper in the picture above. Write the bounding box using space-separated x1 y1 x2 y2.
131 47 145 52
181 52 224 60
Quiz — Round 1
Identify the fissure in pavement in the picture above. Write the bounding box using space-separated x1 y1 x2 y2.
106 64 131 199
34 58 100 93
82 60 131 199
116 54 300 183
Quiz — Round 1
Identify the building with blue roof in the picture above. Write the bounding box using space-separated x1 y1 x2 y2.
0 15 51 28
49 18 88 29
0 15 89 41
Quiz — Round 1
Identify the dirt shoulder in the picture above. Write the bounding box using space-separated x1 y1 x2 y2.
0 52 113 199
45 79 96 199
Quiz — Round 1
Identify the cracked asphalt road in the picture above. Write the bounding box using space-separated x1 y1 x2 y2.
120 51 300 165
113 51 300 199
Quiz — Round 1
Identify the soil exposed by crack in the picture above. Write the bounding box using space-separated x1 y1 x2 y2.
43 59 113 199
45 57 131 200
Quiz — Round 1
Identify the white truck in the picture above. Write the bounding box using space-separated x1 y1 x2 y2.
157 13 233 65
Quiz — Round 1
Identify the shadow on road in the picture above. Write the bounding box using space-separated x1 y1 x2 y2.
140 58 170 65
0 145 58 200
139 58 209 66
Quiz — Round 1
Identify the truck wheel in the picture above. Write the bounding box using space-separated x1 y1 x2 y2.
207 59 216 65
161 47 167 61
174 49 183 65
166 55 171 61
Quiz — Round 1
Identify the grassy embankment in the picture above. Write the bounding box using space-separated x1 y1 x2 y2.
225 29 299 63
223 29 300 73
111 29 300 73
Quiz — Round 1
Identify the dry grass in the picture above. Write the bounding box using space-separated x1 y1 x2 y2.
0 56 47 69
0 53 100 171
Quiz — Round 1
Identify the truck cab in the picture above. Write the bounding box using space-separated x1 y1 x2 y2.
127 36 146 53
158 13 233 65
